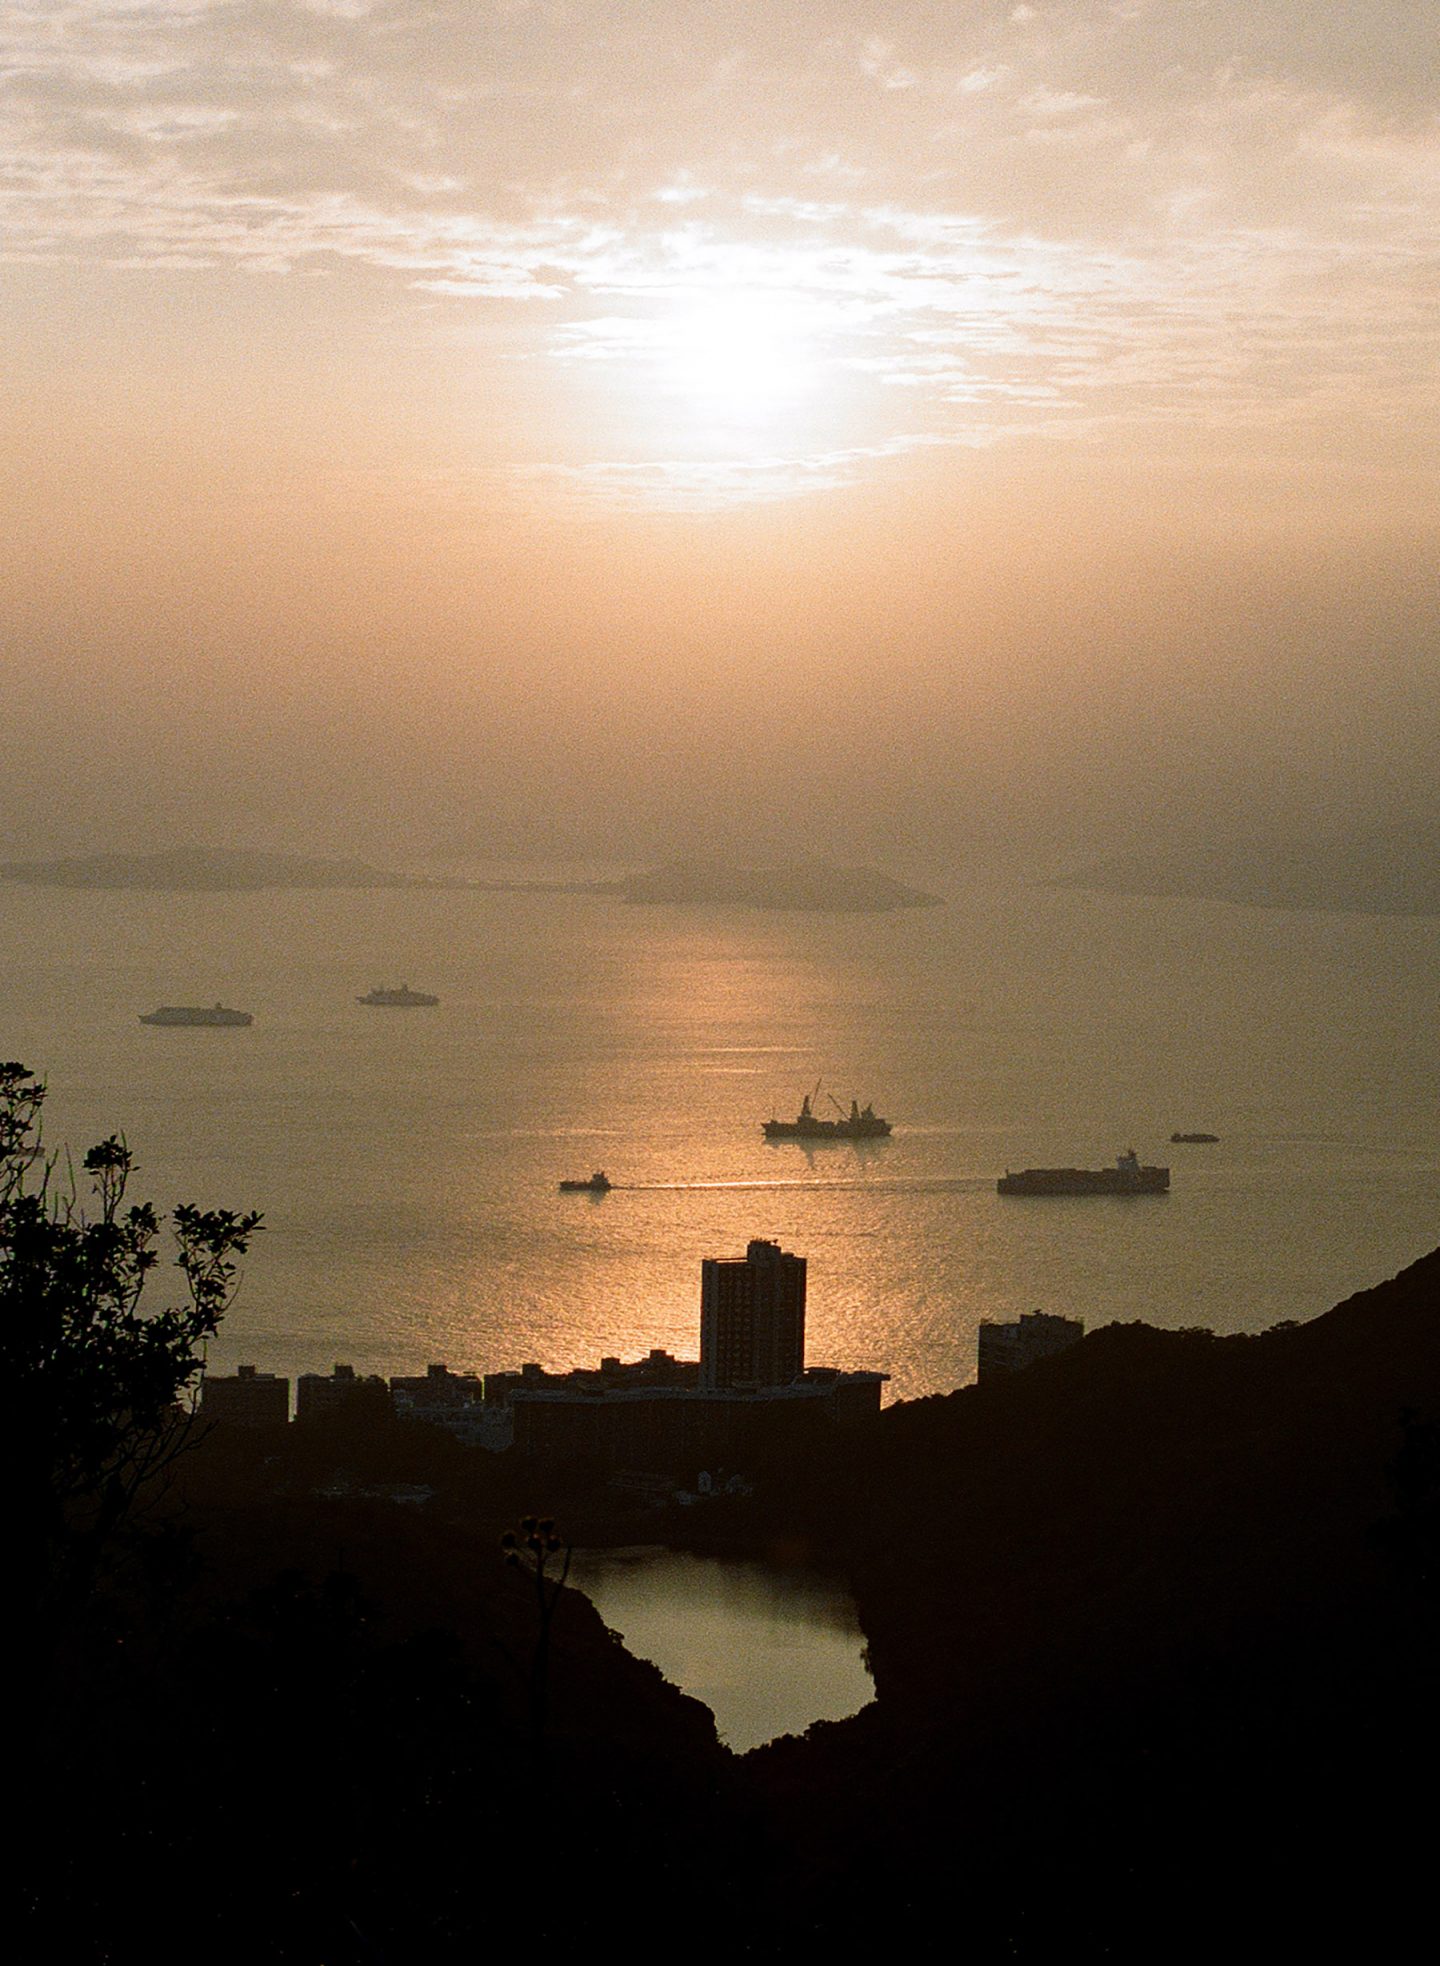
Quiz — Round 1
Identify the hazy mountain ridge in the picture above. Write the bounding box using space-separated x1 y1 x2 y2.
0 847 410 891
1059 822 1440 915
613 855 942 912
0 845 941 912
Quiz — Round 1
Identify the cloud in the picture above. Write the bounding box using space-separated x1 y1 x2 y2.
858 36 918 92
2 0 1435 507
535 433 958 513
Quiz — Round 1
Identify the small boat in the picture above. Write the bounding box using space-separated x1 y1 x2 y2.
558 1171 612 1193
1170 1132 1220 1144
357 984 440 1007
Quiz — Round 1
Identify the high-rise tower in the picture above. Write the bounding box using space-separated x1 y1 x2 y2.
699 1238 807 1391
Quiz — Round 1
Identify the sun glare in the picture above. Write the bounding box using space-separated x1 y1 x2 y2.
656 293 820 423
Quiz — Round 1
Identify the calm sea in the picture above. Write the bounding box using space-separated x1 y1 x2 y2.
3 865 1437 1401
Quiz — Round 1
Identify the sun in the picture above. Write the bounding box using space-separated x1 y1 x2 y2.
654 291 820 424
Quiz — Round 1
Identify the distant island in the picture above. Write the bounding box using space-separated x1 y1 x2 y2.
1057 822 1440 916
0 847 411 892
1 845 942 913
608 856 942 913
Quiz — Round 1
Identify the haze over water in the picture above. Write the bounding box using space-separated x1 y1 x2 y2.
4 864 1436 1402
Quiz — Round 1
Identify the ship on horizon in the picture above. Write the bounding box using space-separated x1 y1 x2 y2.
998 1149 1169 1196
763 1087 893 1141
357 984 440 1007
140 1003 253 1028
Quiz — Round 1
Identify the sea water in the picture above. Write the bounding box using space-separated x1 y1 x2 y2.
2 864 1437 1401
567 1546 874 1753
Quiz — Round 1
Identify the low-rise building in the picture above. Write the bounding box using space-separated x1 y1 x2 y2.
389 1362 484 1414
387 1363 513 1448
200 1363 288 1428
416 1402 514 1451
483 1349 699 1404
296 1362 389 1422
505 1367 886 1467
976 1310 1085 1381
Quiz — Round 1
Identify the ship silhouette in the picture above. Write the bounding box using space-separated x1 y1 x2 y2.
763 1087 892 1141
997 1148 1169 1196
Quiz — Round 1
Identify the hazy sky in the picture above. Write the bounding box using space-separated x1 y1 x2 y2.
3 2 1437 860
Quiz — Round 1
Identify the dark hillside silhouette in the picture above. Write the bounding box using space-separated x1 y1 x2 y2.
5 1069 750 1963
11 1057 1440 1960
747 1245 1440 1959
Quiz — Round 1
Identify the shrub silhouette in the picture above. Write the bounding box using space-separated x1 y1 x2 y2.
0 1062 261 1622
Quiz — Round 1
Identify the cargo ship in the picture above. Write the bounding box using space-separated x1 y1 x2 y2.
140 1003 253 1027
1171 1131 1219 1144
997 1149 1169 1196
558 1171 611 1193
763 1089 892 1141
357 985 440 1007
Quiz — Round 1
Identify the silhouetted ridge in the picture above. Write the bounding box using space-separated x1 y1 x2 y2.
748 1243 1440 1959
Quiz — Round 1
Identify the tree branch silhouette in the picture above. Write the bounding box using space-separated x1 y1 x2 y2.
500 1514 573 1769
0 1063 262 1628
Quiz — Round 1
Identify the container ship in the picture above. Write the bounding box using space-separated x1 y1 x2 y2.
997 1149 1168 1196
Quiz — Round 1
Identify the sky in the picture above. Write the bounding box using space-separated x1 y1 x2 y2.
2 1 1437 863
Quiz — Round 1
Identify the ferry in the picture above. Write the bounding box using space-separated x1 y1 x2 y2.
140 1003 253 1027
